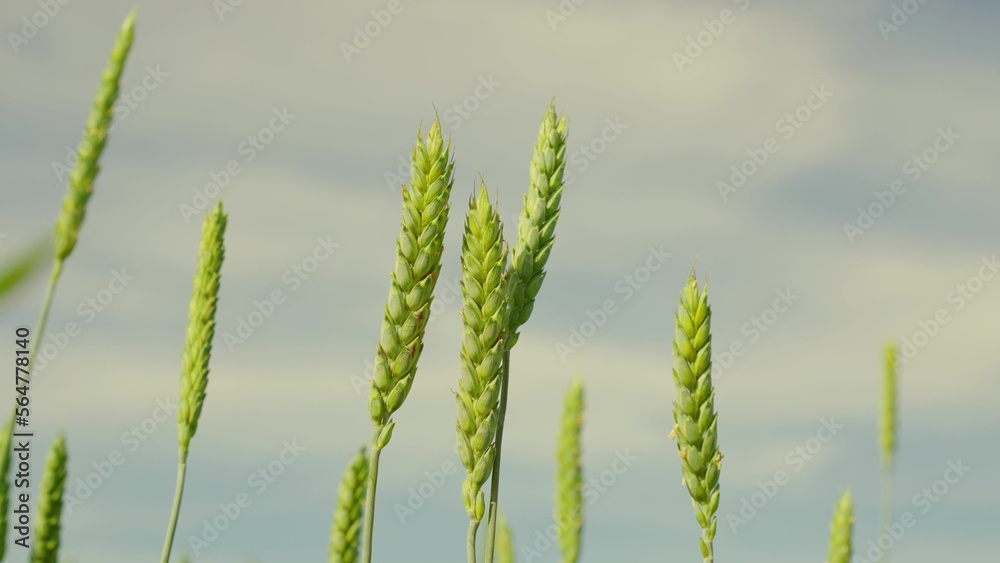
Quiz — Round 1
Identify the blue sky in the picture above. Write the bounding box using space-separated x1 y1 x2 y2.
1 0 998 561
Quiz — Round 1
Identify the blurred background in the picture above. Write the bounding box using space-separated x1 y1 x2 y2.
1 0 998 561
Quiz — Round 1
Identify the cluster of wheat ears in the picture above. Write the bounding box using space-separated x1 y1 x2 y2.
1 11 910 563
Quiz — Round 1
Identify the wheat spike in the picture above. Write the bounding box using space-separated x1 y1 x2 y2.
506 101 568 348
827 489 854 563
369 117 455 433
32 434 68 563
556 376 584 563
177 202 227 456
54 9 136 262
330 447 368 563
456 183 508 527
0 416 14 559
670 273 720 563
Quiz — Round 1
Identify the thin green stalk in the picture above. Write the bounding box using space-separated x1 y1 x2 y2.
467 520 480 563
0 416 11 560
360 428 383 563
482 350 510 562
160 460 188 563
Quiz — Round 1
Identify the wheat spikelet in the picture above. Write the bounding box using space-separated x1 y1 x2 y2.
177 202 227 456
506 101 568 348
827 489 854 563
669 273 720 563
456 183 508 524
369 117 455 434
330 447 368 563
54 9 136 262
556 376 584 563
32 434 67 563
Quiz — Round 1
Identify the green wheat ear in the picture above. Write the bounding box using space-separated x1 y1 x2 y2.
32 434 68 563
556 376 584 563
161 202 227 563
879 342 898 562
669 273 721 563
54 8 135 262
329 447 368 563
827 489 854 563
177 202 228 456
506 101 568 349
455 182 509 561
369 116 455 435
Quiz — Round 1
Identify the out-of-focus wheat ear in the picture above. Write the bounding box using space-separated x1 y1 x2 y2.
556 376 584 563
881 343 897 472
879 342 898 563
54 8 136 262
506 100 568 349
827 489 854 563
330 447 369 563
161 202 227 563
496 512 515 563
32 433 68 563
669 273 720 563
177 202 227 457
0 415 14 559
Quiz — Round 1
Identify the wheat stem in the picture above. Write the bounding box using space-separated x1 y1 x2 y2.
0 416 11 560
